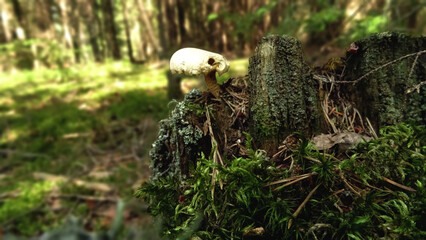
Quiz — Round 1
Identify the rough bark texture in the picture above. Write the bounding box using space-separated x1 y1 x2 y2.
344 32 426 130
150 90 211 179
248 35 319 153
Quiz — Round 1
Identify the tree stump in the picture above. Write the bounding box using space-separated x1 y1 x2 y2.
343 32 426 130
248 35 320 153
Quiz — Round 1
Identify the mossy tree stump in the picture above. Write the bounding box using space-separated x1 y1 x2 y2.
344 32 426 130
248 35 320 153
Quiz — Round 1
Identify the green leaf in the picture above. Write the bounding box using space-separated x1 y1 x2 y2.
207 13 219 22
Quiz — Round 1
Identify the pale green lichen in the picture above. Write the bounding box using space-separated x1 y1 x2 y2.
150 89 205 179
248 35 319 149
346 32 425 129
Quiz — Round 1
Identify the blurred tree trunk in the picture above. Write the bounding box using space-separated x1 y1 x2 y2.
176 0 186 44
155 0 167 58
0 0 11 42
165 0 178 48
81 0 102 62
101 0 121 60
59 0 74 63
121 0 135 63
137 0 161 57
92 0 105 61
70 0 81 63
10 0 26 39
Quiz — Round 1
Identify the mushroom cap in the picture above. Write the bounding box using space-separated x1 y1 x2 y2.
170 48 230 76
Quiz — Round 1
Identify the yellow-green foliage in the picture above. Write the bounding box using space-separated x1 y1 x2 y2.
0 181 56 235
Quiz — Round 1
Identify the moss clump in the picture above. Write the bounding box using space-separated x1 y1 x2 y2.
138 123 425 239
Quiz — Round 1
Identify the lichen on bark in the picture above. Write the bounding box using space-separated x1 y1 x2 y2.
344 32 426 129
248 35 319 153
149 89 209 179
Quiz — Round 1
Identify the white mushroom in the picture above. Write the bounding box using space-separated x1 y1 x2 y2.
170 48 230 98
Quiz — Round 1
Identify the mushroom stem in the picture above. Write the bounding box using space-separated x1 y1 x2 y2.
204 70 221 98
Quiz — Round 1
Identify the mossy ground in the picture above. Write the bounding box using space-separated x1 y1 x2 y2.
138 123 426 239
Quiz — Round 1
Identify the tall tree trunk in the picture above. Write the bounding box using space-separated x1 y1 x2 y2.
0 0 11 42
70 0 81 63
59 0 74 63
101 0 121 60
165 0 178 47
156 0 167 58
92 0 105 61
10 0 25 39
121 0 135 63
176 0 186 44
137 0 161 56
81 0 102 62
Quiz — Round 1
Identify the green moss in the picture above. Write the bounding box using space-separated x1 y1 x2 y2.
0 181 57 235
139 123 426 239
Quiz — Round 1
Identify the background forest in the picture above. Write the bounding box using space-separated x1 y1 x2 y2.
0 0 424 238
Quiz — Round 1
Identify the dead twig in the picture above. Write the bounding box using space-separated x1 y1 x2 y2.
0 149 48 159
383 176 416 192
405 81 426 94
48 193 117 202
205 106 224 199
338 171 361 196
269 172 318 191
288 183 321 229
365 118 378 139
351 50 426 84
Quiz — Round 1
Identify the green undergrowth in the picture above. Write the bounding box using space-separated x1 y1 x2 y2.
137 123 426 239
0 60 169 235
0 58 249 236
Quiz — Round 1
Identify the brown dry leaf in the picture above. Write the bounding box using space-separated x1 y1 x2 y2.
312 132 372 151
243 227 265 236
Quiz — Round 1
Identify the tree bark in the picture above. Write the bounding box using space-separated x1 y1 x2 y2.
344 32 426 130
70 0 81 63
81 0 102 62
248 35 320 153
121 0 135 63
10 0 26 39
0 0 11 42
156 0 167 58
137 0 161 56
101 0 121 60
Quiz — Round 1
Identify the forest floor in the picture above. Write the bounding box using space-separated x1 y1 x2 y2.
0 59 248 237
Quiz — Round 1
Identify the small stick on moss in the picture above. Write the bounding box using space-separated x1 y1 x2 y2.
366 117 378 139
288 183 321 229
266 172 316 186
338 170 361 196
271 172 318 191
205 107 224 199
383 176 416 192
